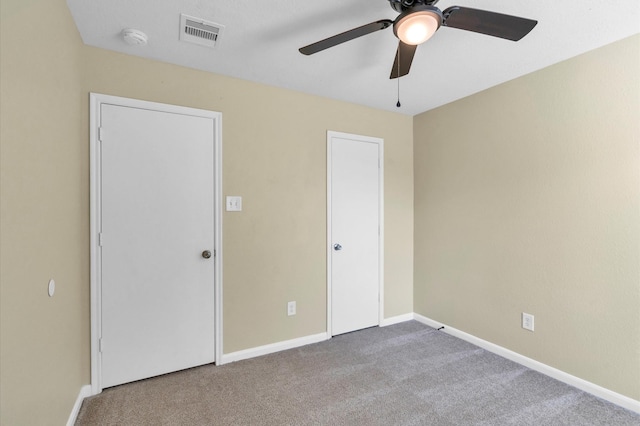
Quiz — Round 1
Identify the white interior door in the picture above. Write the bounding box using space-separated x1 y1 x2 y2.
100 103 216 388
329 131 382 336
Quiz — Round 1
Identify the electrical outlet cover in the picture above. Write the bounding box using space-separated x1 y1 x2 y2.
522 312 534 331
287 301 296 316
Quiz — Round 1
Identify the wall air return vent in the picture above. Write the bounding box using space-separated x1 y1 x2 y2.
179 14 224 48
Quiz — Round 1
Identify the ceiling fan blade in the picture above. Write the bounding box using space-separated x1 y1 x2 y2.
299 19 393 55
390 42 417 79
442 7 537 41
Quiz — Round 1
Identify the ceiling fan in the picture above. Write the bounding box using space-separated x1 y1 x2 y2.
299 0 538 79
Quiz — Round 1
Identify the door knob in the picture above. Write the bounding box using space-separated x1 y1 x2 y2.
333 244 342 251
202 250 212 259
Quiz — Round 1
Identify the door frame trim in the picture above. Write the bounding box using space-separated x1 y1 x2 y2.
326 130 384 337
89 93 223 394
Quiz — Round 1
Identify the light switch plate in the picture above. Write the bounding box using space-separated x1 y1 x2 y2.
226 196 242 211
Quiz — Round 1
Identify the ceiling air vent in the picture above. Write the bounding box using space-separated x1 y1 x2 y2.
179 14 224 48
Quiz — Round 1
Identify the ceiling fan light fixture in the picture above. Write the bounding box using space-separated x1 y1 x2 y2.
394 7 442 45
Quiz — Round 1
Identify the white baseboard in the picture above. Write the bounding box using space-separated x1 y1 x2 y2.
413 313 640 414
66 384 92 426
380 313 414 327
72 316 639 417
220 332 330 365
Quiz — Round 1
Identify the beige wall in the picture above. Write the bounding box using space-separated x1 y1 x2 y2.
0 0 413 423
413 34 640 400
1 0 89 424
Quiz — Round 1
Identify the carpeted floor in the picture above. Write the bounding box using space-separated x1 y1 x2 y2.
76 321 640 425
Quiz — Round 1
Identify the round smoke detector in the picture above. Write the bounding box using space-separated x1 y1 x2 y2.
122 29 148 46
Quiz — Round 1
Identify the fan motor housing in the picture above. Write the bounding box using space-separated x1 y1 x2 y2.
389 0 440 13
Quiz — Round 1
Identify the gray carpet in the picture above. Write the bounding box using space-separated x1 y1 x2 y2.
76 321 640 425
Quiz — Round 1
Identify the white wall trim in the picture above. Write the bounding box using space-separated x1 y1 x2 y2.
89 93 223 393
380 313 414 327
413 313 640 414
221 332 330 365
327 131 384 337
66 385 91 426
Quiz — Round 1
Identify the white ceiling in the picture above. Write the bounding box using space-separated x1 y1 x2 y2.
66 0 639 116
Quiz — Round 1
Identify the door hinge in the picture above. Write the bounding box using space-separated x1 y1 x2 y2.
98 127 105 142
99 338 104 353
213 249 216 257
98 232 104 247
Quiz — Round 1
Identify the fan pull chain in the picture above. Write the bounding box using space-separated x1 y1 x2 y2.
396 48 401 108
